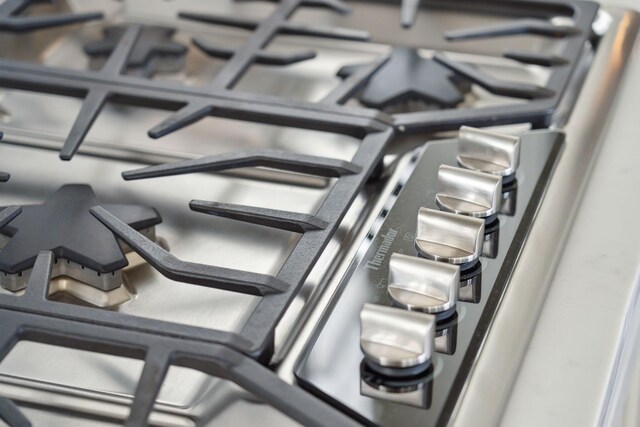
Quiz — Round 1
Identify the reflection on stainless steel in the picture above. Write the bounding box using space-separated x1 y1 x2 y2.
47 277 134 308
482 221 500 259
415 208 485 265
360 361 434 409
388 253 458 316
457 126 520 177
458 265 482 304
435 165 502 218
500 181 518 216
435 313 458 355
360 303 435 370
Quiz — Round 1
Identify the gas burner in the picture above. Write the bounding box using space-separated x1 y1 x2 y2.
0 184 162 294
337 47 470 110
0 0 103 32
84 25 188 77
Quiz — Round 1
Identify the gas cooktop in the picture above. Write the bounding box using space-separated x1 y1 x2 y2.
0 1 637 426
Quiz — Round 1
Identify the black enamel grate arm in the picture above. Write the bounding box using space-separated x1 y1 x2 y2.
122 149 361 180
61 25 143 160
0 397 30 427
0 0 102 32
445 18 580 41
233 0 351 14
192 37 316 66
0 311 361 427
180 12 369 42
401 0 421 28
90 206 289 296
433 53 555 100
190 200 329 233
0 206 22 228
125 349 172 427
23 251 53 300
503 50 569 67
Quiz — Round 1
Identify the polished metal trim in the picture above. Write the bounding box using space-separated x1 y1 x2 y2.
450 9 640 427
436 165 502 218
415 208 484 264
457 126 520 177
360 303 435 369
388 253 459 314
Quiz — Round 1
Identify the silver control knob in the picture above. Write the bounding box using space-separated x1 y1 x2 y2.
415 208 485 265
360 303 435 372
457 126 520 177
388 253 458 317
436 165 502 218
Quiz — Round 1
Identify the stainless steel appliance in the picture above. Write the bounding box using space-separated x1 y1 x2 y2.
0 1 637 426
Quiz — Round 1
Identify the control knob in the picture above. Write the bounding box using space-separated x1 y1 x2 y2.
457 126 520 178
388 253 458 319
360 303 435 376
415 208 484 267
436 164 502 219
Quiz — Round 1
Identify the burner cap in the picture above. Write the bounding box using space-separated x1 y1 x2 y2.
0 184 161 277
338 47 469 110
84 25 188 77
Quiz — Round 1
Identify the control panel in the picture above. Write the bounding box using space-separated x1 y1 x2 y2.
295 128 563 426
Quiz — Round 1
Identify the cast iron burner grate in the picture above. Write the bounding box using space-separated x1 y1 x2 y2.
0 132 389 425
0 0 598 159
0 3 392 424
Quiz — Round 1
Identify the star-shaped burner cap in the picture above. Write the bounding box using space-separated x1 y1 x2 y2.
84 25 187 77
0 184 162 276
337 47 469 109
